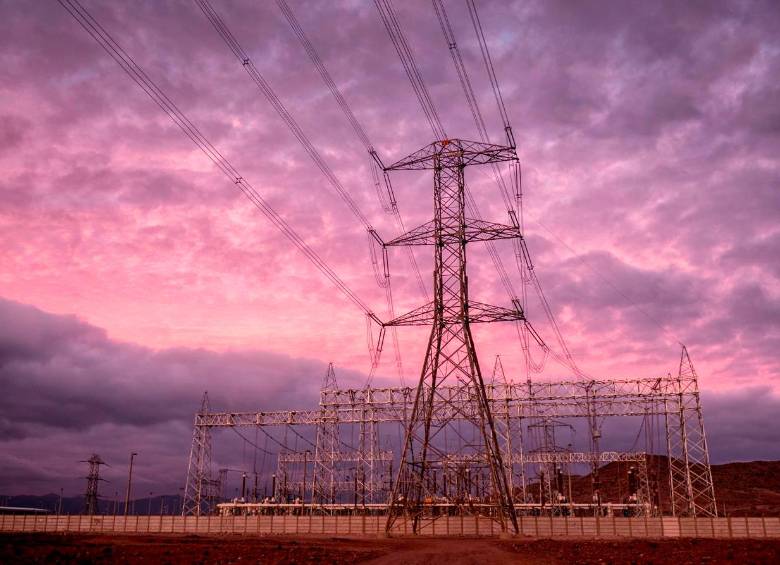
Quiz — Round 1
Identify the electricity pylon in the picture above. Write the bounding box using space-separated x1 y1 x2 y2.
182 391 215 515
665 345 717 516
82 454 107 515
383 139 524 534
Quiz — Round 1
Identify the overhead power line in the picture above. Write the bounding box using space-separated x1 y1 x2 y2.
374 0 447 141
57 0 380 324
374 1 521 309
432 0 513 213
275 0 428 303
466 0 512 140
193 0 404 381
194 0 372 232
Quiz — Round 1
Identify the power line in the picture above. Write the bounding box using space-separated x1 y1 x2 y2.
432 0 513 212
275 0 438 384
57 0 380 324
194 0 372 231
196 0 413 383
374 0 447 141
466 0 512 141
276 0 427 299
374 0 528 331
276 0 371 149
455 0 589 379
231 427 274 456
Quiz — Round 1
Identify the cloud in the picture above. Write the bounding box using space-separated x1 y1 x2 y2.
0 0 779 494
1 296 779 496
0 297 368 495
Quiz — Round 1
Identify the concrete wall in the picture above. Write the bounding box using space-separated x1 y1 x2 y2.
2 514 779 538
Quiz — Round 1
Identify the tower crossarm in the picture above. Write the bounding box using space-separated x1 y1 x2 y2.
385 219 522 246
385 300 524 327
385 139 517 170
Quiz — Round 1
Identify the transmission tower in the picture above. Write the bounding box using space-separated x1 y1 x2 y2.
383 139 524 534
82 454 107 516
312 363 340 506
665 345 717 516
182 391 215 515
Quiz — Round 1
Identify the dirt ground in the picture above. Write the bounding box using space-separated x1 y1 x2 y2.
2 533 779 564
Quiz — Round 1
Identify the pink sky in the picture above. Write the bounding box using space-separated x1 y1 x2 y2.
0 0 778 494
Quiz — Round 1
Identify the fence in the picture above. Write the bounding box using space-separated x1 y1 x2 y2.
2 514 780 538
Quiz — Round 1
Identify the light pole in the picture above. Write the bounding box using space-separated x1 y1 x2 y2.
58 487 63 515
124 452 137 516
147 491 153 516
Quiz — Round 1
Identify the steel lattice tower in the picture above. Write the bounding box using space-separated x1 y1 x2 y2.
665 346 717 516
383 139 524 534
182 391 214 515
312 363 340 506
82 454 107 516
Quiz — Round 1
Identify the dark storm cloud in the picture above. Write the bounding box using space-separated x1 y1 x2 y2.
542 250 707 335
0 297 370 494
1 298 778 496
0 297 365 435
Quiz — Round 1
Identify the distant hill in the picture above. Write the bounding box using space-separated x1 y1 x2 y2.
0 493 182 516
528 457 780 517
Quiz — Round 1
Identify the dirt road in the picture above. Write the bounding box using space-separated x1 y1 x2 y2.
2 533 779 564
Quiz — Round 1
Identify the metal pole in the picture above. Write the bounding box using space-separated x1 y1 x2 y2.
147 492 153 516
302 451 309 510
124 452 137 516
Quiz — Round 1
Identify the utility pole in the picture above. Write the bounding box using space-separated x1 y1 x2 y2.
383 139 523 534
124 451 137 516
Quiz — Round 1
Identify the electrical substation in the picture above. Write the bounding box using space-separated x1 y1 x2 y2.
56 0 720 536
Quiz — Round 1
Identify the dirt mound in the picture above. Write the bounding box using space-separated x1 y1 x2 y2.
525 458 780 516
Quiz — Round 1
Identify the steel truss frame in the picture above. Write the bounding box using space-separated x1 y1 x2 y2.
184 352 717 519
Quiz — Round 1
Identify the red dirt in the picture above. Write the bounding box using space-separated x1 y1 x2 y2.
2 533 779 564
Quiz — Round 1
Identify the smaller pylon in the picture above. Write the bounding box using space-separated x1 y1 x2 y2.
312 363 340 507
182 392 214 515
82 454 107 515
665 345 717 517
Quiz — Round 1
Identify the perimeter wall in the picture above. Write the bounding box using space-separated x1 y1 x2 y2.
2 514 780 538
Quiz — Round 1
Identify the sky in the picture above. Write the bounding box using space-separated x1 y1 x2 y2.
0 0 779 497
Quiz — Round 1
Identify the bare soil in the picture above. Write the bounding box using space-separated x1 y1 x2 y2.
2 533 780 564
